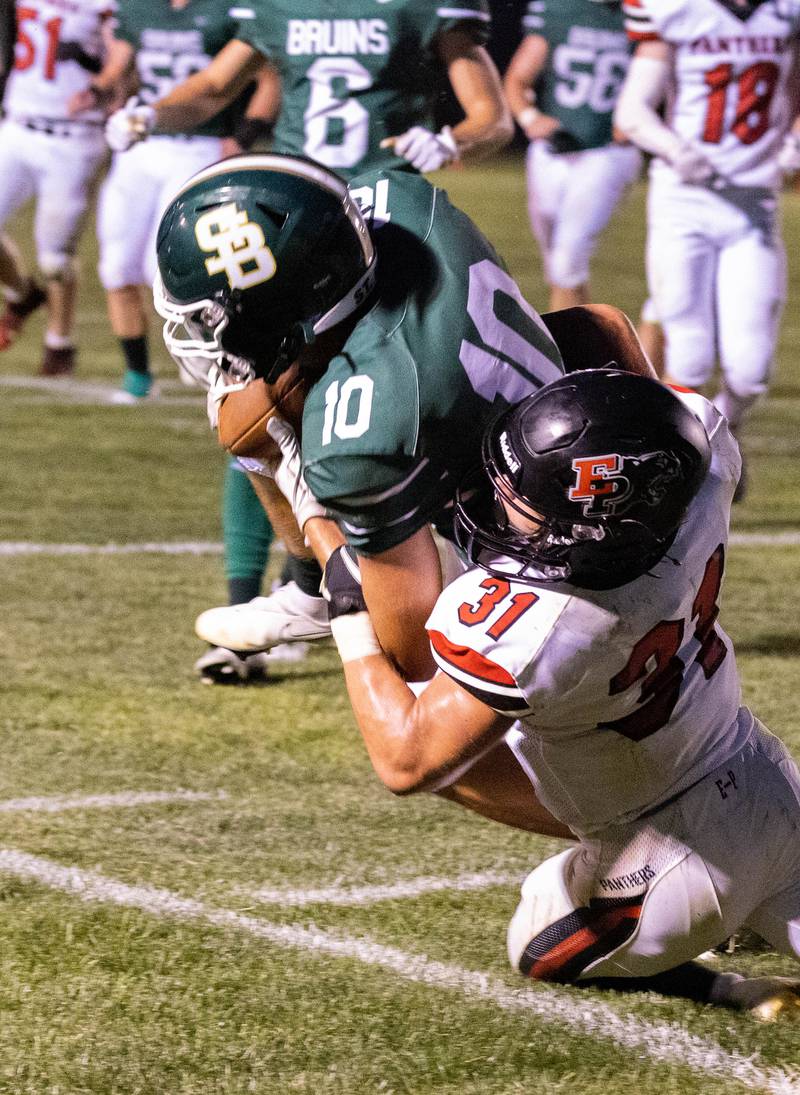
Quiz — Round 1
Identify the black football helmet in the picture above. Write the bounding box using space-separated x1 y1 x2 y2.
153 153 376 386
455 370 711 590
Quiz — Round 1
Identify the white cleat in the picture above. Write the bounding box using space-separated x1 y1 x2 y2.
195 582 331 651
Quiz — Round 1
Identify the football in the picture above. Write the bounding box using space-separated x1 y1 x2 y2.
216 362 308 459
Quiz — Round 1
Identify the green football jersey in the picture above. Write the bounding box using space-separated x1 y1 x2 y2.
114 0 244 138
301 169 564 555
235 0 490 179
523 0 631 151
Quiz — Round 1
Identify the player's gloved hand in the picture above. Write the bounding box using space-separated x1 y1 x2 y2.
262 417 326 532
777 132 800 177
670 140 716 185
321 546 367 619
105 96 156 152
390 125 459 172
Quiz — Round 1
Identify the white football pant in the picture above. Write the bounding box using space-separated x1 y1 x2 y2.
646 175 786 401
0 119 106 276
98 135 224 291
508 717 800 982
526 140 642 290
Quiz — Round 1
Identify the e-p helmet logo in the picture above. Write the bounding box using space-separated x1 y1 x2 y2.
195 203 277 291
568 453 631 516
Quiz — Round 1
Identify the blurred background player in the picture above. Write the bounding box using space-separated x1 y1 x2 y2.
106 0 514 684
503 0 640 311
71 0 277 404
615 0 800 500
0 0 114 374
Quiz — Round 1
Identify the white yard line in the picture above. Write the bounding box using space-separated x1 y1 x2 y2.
0 849 794 1095
2 531 799 557
0 790 226 814
0 541 225 556
246 870 521 906
0 374 202 404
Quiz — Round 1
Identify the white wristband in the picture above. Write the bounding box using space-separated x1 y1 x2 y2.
516 107 540 130
330 612 383 663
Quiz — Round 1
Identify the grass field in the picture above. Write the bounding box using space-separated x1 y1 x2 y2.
1 159 800 1094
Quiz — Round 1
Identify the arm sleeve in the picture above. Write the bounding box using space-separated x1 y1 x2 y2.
613 52 684 162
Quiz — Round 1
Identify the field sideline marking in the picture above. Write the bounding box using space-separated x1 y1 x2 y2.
0 850 794 1094
245 870 521 906
4 531 800 557
0 790 226 814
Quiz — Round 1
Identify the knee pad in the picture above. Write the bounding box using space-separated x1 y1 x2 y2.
507 848 644 984
38 252 77 282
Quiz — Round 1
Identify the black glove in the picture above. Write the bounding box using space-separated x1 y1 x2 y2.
322 546 367 619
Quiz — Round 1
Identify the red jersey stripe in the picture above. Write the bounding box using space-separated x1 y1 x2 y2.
428 630 517 687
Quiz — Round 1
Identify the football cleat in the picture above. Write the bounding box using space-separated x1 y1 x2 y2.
195 646 270 685
111 369 159 404
39 344 75 376
0 281 47 350
195 581 331 651
194 641 312 684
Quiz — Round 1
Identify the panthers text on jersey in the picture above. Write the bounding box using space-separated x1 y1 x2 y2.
300 168 564 555
426 390 747 837
523 0 633 150
623 0 800 188
5 0 112 123
232 0 490 178
113 0 246 138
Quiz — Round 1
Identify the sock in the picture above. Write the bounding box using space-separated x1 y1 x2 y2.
583 961 720 1005
228 575 262 605
284 553 324 597
223 460 274 602
44 330 74 350
121 335 150 375
713 387 758 432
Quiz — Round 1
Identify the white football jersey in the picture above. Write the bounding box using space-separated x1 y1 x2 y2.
5 0 113 122
623 0 800 187
426 390 748 837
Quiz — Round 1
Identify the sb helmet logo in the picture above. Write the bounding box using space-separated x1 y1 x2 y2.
194 202 277 291
568 453 632 516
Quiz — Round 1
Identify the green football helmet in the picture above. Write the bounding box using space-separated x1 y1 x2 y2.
153 153 377 386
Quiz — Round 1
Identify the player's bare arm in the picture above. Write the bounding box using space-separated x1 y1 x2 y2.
437 30 513 159
67 35 133 116
502 34 561 142
152 39 265 132
341 645 512 795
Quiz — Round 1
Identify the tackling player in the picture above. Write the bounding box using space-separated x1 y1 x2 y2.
614 0 800 500
104 0 514 685
0 0 114 374
279 367 800 1016
504 0 641 311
